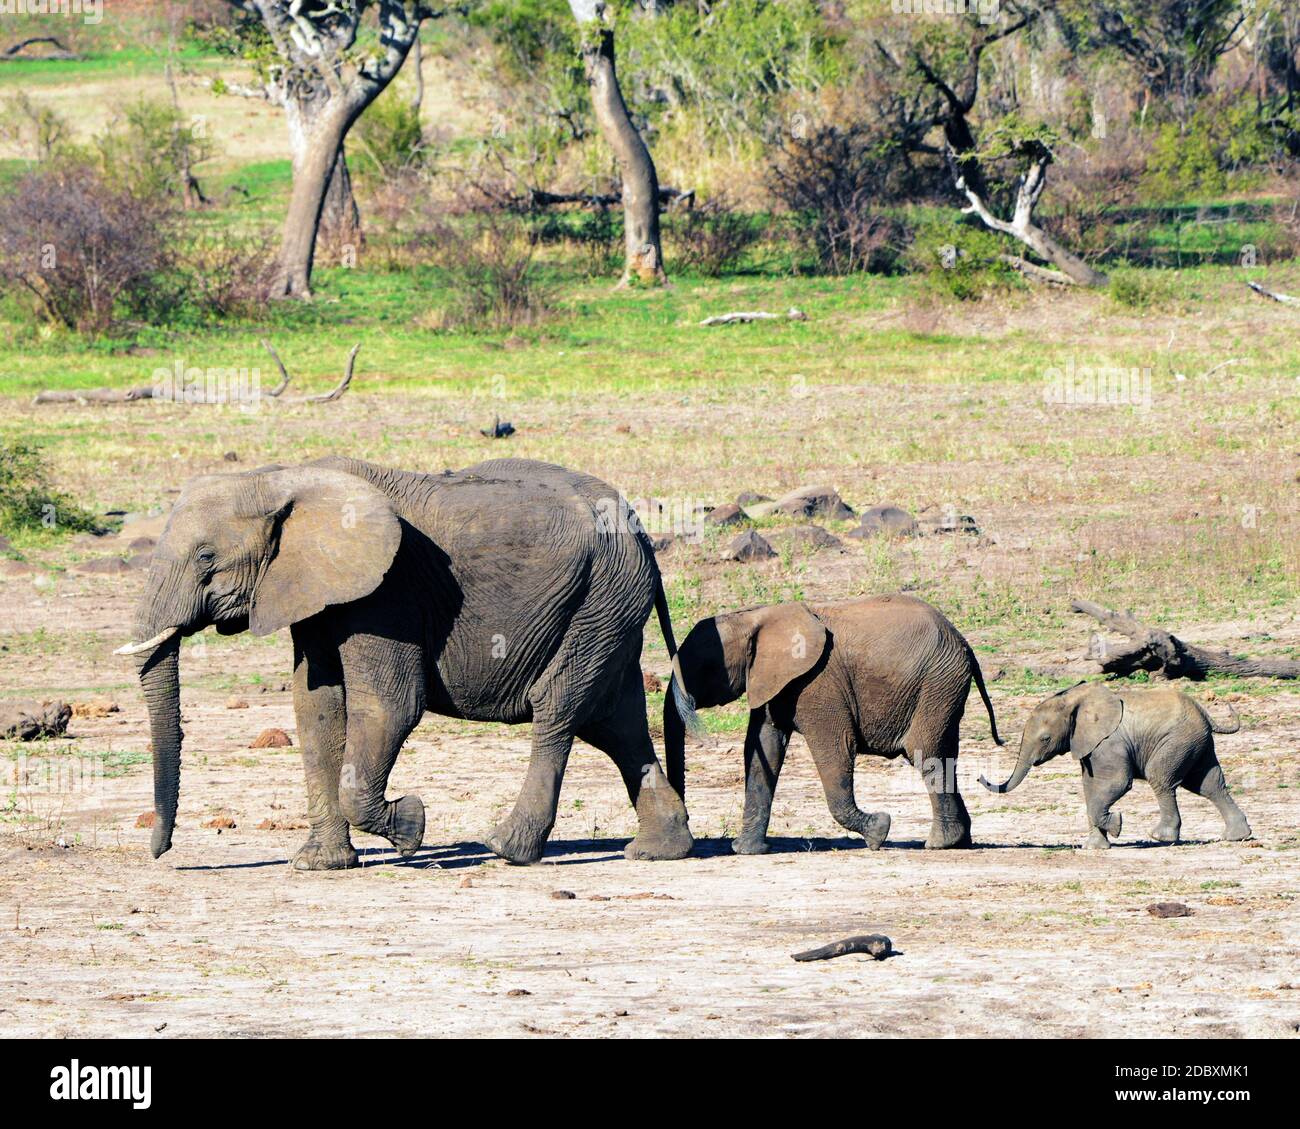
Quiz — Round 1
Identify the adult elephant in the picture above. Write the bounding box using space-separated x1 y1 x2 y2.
116 456 693 869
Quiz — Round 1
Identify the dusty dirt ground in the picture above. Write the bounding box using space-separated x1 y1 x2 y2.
1 570 1297 1038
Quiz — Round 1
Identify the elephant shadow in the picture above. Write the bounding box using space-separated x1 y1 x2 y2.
174 832 1224 871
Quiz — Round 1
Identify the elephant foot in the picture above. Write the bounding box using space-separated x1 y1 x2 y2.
862 812 891 851
1102 811 1122 838
626 763 693 860
483 812 550 865
731 834 770 856
1149 822 1181 844
292 838 359 871
925 819 972 850
387 794 426 857
1222 819 1253 842
1084 828 1111 850
625 819 693 861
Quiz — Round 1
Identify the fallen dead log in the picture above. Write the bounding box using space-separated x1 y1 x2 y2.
1 37 78 61
272 342 361 403
32 343 360 406
1072 599 1300 680
528 185 694 211
1246 280 1300 306
792 934 893 962
32 387 156 404
700 308 807 327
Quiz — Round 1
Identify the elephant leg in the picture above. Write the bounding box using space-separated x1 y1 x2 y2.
1148 786 1182 844
289 629 357 871
577 663 692 861
909 738 970 850
336 686 425 858
484 717 575 865
807 722 891 851
1181 752 1252 841
732 711 790 855
1081 761 1131 849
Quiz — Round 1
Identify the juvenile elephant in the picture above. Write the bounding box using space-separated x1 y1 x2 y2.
116 456 693 868
664 594 1002 852
980 683 1252 848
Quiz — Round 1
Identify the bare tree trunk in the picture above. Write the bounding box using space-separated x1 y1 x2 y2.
409 31 424 113
319 145 363 261
275 101 352 299
569 2 666 286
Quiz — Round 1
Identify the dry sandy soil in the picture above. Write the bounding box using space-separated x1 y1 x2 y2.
1 565 1297 1039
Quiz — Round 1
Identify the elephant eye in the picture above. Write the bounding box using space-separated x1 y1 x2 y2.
196 548 215 568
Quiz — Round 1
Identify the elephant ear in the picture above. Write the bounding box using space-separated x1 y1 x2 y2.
745 604 829 710
249 468 402 636
1070 686 1123 760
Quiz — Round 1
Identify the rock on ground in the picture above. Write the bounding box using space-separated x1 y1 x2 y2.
722 530 776 561
773 485 855 522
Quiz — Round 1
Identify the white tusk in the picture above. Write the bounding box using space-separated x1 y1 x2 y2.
113 626 180 656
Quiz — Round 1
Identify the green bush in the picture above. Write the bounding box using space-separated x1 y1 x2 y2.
95 98 214 203
353 87 427 179
906 216 1020 301
0 443 101 537
1107 267 1185 311
1142 101 1276 202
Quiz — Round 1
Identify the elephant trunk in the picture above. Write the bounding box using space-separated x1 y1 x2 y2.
137 631 183 857
123 562 196 859
979 739 1035 795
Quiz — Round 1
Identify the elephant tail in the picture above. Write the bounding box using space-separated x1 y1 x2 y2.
654 574 703 798
1199 699 1241 734
967 645 1004 746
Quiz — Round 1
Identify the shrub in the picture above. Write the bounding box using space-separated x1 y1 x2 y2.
1141 100 1279 203
0 443 101 537
352 87 427 179
766 121 908 273
665 193 759 276
1107 267 1185 311
0 163 176 334
95 98 214 204
906 216 1021 301
0 91 70 161
173 231 276 319
431 194 554 330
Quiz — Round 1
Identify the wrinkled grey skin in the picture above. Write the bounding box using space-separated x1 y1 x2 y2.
123 456 692 869
665 594 1002 853
981 683 1252 848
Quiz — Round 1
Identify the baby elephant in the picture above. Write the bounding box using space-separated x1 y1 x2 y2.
664 594 1002 853
980 683 1252 848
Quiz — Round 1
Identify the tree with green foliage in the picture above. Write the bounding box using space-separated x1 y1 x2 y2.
216 2 442 298
1066 1 1247 115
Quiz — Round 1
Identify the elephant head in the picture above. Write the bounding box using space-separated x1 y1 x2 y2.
979 682 1122 794
664 604 829 798
115 465 402 858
